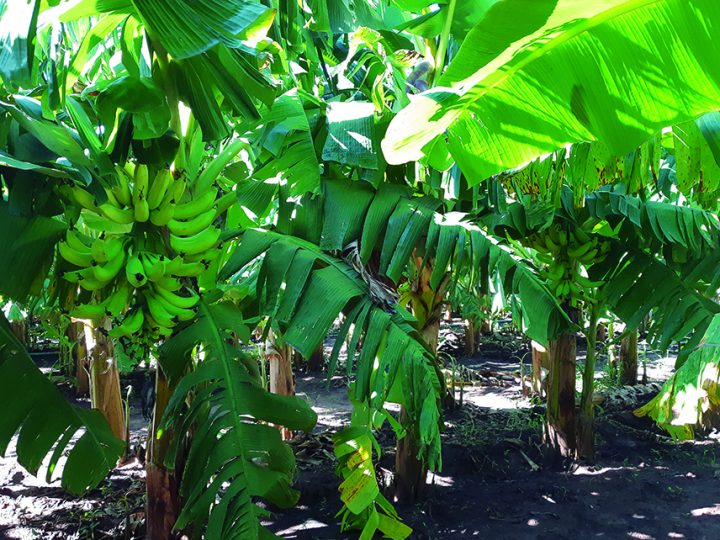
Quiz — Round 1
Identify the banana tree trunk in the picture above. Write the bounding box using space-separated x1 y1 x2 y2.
620 330 638 386
146 368 182 540
68 322 89 395
480 318 492 335
607 320 617 381
83 318 126 442
596 323 607 343
266 331 295 440
577 305 600 461
307 345 324 373
10 319 28 347
464 319 475 355
546 330 577 462
531 341 549 398
395 258 444 502
395 318 440 502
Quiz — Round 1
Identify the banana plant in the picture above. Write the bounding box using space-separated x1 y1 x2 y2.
482 134 720 457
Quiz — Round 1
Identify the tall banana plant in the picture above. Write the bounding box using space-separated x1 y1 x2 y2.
486 136 720 455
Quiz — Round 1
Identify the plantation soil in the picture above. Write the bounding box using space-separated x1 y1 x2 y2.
2 328 720 539
265 328 720 540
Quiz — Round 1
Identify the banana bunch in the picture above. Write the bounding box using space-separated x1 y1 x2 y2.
526 224 611 307
58 230 129 292
57 162 231 345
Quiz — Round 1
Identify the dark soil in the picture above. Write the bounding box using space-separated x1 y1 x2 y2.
0 350 148 540
265 407 720 540
2 323 720 540
264 325 720 540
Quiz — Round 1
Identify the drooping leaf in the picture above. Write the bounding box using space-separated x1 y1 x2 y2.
0 202 65 302
160 299 317 538
636 313 720 439
0 0 40 89
0 313 124 494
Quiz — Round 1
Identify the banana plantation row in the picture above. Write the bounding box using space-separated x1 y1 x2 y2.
1 1 720 539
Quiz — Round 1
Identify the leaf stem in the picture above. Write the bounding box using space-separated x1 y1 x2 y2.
433 0 457 86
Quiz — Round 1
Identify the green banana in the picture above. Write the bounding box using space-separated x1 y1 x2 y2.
574 273 602 288
109 308 144 338
548 226 560 245
555 280 570 298
149 190 176 227
173 188 217 220
214 191 236 216
58 239 94 267
123 161 136 178
102 185 123 208
92 250 126 282
147 168 173 210
570 281 583 295
61 266 98 283
567 239 595 259
184 243 223 264
172 175 187 203
531 235 550 254
112 167 133 207
151 293 195 321
167 259 205 277
104 283 133 316
144 291 178 328
91 235 126 264
98 203 135 225
69 302 108 320
140 252 166 282
578 248 599 265
150 290 196 321
134 197 150 223
91 236 109 264
573 227 591 245
66 229 92 251
543 234 559 253
169 227 221 257
536 252 554 266
545 264 565 282
63 186 97 211
125 255 148 287
144 313 174 336
133 164 149 203
77 274 109 291
558 229 568 247
167 210 216 237
153 285 199 310
156 276 183 292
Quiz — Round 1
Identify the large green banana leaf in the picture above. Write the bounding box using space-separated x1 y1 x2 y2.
220 228 441 538
159 298 317 539
0 201 65 302
383 0 720 184
0 313 124 494
57 0 276 140
59 0 270 60
636 313 720 439
0 0 40 89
